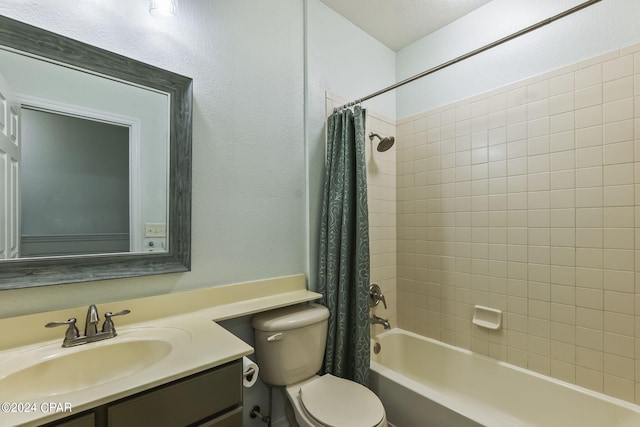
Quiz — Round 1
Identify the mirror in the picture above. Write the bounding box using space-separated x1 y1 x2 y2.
0 15 192 289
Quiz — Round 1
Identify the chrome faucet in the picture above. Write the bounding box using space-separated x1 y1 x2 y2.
84 304 100 337
46 305 130 347
369 284 387 309
371 315 391 330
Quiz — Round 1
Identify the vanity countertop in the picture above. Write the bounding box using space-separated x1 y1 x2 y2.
0 274 322 426
0 312 253 427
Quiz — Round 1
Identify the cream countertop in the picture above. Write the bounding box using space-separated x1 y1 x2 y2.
0 274 322 426
0 274 319 350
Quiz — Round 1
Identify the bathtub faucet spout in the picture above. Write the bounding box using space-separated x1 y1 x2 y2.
371 315 391 330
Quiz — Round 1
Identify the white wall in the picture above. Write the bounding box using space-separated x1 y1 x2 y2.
0 46 169 250
305 0 396 287
21 110 129 235
396 0 640 119
0 0 306 317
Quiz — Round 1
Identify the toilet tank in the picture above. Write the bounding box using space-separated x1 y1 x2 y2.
251 303 330 386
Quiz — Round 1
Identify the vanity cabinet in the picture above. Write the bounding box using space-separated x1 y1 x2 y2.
107 360 242 426
45 360 242 427
48 413 95 427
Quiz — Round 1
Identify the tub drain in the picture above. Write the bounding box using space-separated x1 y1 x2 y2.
373 342 381 354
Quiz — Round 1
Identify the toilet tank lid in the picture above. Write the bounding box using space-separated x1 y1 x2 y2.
252 303 329 331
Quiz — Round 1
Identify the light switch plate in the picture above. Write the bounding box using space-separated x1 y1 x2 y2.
145 223 167 237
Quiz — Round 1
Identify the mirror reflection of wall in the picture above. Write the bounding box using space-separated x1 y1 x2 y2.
20 109 130 257
0 46 170 259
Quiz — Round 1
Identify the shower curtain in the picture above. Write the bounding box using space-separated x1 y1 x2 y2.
318 105 370 386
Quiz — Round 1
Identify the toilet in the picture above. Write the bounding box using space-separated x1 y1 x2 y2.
251 303 387 427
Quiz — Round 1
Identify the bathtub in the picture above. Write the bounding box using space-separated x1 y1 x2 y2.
369 329 640 427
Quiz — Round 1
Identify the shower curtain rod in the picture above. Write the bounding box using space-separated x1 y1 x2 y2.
334 0 602 112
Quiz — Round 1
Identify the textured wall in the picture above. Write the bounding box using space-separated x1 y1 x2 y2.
306 0 396 290
396 0 640 119
0 0 305 317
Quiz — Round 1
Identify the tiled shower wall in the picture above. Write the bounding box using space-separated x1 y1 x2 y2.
325 94 397 335
365 112 397 335
396 44 640 404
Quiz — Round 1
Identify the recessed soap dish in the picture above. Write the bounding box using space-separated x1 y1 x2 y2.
472 305 502 330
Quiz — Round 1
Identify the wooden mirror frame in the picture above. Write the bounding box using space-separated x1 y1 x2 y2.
0 15 192 289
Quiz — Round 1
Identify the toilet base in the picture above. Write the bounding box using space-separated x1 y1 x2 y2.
285 398 300 427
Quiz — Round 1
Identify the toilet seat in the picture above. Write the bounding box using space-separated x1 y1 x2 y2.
298 374 385 427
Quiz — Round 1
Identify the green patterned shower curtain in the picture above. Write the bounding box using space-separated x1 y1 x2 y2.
318 105 370 386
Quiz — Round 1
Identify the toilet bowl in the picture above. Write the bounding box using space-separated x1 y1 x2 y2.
251 303 387 427
285 375 387 427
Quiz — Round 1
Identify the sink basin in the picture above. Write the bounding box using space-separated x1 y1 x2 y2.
0 327 191 401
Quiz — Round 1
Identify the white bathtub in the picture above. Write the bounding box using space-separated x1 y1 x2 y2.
369 329 640 427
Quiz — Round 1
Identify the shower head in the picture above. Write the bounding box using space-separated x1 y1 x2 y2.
369 132 395 152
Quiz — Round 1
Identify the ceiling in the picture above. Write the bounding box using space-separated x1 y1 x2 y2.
319 0 492 51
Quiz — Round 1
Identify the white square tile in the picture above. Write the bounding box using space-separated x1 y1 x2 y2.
508 140 528 159
576 207 603 227
604 228 634 249
550 111 574 134
575 85 603 109
550 93 574 115
603 98 634 124
603 163 634 186
576 166 603 188
575 267 603 289
550 170 575 190
603 76 634 103
550 189 575 209
528 99 550 120
576 228 603 248
604 120 634 145
507 105 527 125
471 131 488 148
604 290 635 314
550 131 575 152
529 117 550 138
528 81 550 102
575 187 603 208
603 54 634 82
603 185 634 207
576 126 602 149
507 122 527 142
575 64 602 89
550 150 576 171
507 87 527 107
550 72 574 96
508 157 528 176
550 208 575 227
576 146 603 168
488 113 507 132
528 154 550 174
528 136 550 156
576 105 603 129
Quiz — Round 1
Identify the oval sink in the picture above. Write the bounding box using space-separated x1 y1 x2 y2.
0 327 191 401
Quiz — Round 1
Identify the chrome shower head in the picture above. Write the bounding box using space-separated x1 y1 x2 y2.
369 132 395 152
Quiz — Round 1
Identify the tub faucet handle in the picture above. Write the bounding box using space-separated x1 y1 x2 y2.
369 283 387 309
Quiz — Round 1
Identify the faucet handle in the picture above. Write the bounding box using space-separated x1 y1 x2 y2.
369 284 387 309
45 318 80 341
101 309 131 334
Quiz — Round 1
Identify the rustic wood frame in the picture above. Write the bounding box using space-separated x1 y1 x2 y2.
0 15 192 289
